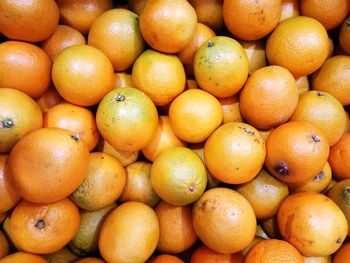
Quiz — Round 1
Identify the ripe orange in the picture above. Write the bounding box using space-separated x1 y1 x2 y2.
0 41 52 98
0 88 43 153
311 55 350 106
149 254 184 263
10 198 80 254
52 44 114 106
36 87 64 114
151 147 207 205
204 122 266 184
96 87 158 152
277 192 348 256
44 247 79 263
0 0 59 42
43 103 99 151
40 25 86 61
129 0 148 15
240 40 267 75
0 252 48 263
139 0 197 53
193 36 249 98
303 256 331 263
8 127 90 203
56 0 113 35
0 229 9 259
131 49 186 106
279 0 300 22
218 95 243 124
99 202 159 263
74 258 105 263
296 76 310 95
328 133 350 179
223 0 282 41
339 17 350 55
261 216 281 239
265 121 329 184
112 72 133 89
239 65 299 130
244 239 303 263
190 244 244 263
333 242 350 263
192 187 256 254
168 89 223 143
266 16 329 77
88 8 145 71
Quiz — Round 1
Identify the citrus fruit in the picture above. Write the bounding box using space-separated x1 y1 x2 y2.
333 242 350 263
240 39 267 75
328 133 350 180
0 252 48 263
190 244 244 263
339 16 350 55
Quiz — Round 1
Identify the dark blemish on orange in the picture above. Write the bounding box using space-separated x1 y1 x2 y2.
35 219 45 230
115 94 125 101
312 134 321 142
313 170 324 181
199 200 207 209
275 161 289 176
1 119 14 128
207 40 214 47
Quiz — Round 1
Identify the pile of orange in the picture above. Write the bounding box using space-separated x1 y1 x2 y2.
0 0 350 262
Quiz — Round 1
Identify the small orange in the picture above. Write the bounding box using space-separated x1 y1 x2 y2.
265 121 329 185
88 8 145 71
261 216 281 239
0 229 9 259
192 187 256 254
204 122 266 184
0 41 52 98
149 254 184 263
40 25 86 61
36 86 64 114
131 49 186 106
239 65 299 130
139 0 197 53
339 17 350 55
279 0 300 22
218 95 243 124
190 244 244 263
333 242 350 263
296 76 310 95
43 247 79 263
74 258 105 263
277 192 348 256
240 39 267 75
168 89 223 143
43 103 99 151
52 44 114 106
223 0 282 41
10 198 80 254
0 252 48 263
96 87 158 152
193 36 249 98
328 133 350 179
112 72 133 89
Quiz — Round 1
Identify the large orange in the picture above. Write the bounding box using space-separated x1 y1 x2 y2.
0 88 43 153
88 8 145 71
223 0 282 41
0 0 59 42
204 122 266 184
193 36 249 98
8 127 90 203
266 16 329 77
192 187 256 254
278 192 348 256
52 44 114 107
0 252 48 263
96 87 158 152
0 41 52 98
190 244 244 263
10 198 80 254
139 0 197 53
328 133 350 180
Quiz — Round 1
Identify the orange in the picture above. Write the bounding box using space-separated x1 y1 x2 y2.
303 256 331 263
74 258 105 263
155 201 197 253
258 129 273 141
218 95 243 124
277 192 348 256
119 161 160 207
168 89 223 143
240 40 267 75
0 155 20 213
223 0 282 41
52 44 114 106
300 0 348 30
0 252 48 263
244 239 303 263
279 0 300 22
192 187 256 254
10 198 80 254
56 0 113 35
328 133 350 179
96 87 158 152
139 0 197 53
40 25 86 61
88 8 145 71
43 247 79 263
236 168 289 220
0 0 59 42
142 116 187 162
261 216 282 239
0 88 43 153
204 122 266 184
129 0 148 15
71 152 126 211
151 147 207 205
291 90 347 146
0 230 9 259
193 36 249 98
296 76 310 95
190 244 244 263
36 86 64 114
0 41 52 98
99 202 159 263
311 55 350 106
266 16 329 78
265 121 329 185
177 23 216 77
43 102 99 151
131 49 186 106
8 127 90 203
149 254 184 263
241 236 265 256
112 72 133 89
339 17 350 55
239 65 299 130
333 242 350 263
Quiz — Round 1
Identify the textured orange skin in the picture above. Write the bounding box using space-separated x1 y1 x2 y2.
328 133 350 179
36 87 64 114
190 244 244 263
149 254 184 263
10 198 80 254
218 95 243 124
74 257 106 263
240 39 267 75
0 252 48 263
333 242 350 263
279 0 300 22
